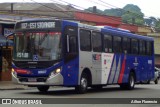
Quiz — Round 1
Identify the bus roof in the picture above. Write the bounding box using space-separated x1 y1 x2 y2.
101 27 154 41
15 19 154 42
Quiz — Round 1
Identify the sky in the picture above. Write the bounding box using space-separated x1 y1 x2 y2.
0 0 160 18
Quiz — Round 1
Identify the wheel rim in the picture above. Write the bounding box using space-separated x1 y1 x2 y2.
81 77 87 89
130 76 134 87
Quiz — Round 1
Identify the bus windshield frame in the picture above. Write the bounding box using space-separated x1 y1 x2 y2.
13 31 62 61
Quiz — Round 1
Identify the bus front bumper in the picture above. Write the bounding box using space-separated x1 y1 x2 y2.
12 72 64 86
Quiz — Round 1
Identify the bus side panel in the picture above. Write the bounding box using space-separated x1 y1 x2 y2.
122 55 154 83
137 56 154 82
62 21 79 86
145 56 154 80
122 56 145 83
119 55 135 83
62 57 79 86
141 56 148 81
107 54 123 84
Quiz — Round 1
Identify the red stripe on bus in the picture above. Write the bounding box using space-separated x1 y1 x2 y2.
118 56 126 83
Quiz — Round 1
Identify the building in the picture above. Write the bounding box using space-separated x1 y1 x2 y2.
147 33 160 67
0 20 14 81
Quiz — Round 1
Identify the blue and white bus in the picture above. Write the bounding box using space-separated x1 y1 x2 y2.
12 19 154 93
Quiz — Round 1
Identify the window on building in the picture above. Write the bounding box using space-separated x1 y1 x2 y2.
80 29 91 51
92 32 102 52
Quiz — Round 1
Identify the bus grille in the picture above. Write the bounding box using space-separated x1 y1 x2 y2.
19 77 47 82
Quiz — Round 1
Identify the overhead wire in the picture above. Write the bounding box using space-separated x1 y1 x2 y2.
56 0 145 25
97 0 156 19
29 0 73 18
0 0 152 30
92 0 143 18
104 0 160 19
50 0 86 10
50 0 123 23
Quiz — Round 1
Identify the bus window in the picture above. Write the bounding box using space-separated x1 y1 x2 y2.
92 32 102 52
113 36 122 53
80 29 91 51
64 26 78 63
139 40 146 55
131 39 139 55
122 37 131 54
104 34 113 53
146 41 152 56
68 35 77 53
64 26 78 53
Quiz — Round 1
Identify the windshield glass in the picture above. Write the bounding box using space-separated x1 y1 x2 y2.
14 32 62 61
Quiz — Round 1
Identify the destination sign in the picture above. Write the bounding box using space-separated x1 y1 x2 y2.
20 22 56 29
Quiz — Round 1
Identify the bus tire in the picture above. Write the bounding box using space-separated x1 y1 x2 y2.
127 72 135 90
37 86 49 92
75 73 88 94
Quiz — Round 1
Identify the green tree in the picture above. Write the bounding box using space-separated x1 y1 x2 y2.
144 17 157 26
103 8 124 17
156 18 160 29
85 4 145 25
122 4 144 25
84 7 103 14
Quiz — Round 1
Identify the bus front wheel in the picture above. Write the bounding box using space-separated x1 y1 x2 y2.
37 86 49 92
75 73 88 94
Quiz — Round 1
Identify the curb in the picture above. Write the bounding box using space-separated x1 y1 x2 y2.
0 87 26 90
0 81 28 90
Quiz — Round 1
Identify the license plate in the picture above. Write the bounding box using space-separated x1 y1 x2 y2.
28 78 37 82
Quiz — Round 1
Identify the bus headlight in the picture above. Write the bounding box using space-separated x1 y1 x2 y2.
55 68 61 73
12 68 17 77
49 67 62 78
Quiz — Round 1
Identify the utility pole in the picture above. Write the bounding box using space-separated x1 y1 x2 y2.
93 6 97 13
11 3 14 13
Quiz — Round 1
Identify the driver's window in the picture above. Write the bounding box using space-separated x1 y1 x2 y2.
64 26 78 63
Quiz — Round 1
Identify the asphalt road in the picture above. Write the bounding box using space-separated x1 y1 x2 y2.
0 82 160 107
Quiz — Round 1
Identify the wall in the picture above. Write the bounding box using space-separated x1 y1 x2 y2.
119 24 138 33
74 12 122 27
0 23 14 81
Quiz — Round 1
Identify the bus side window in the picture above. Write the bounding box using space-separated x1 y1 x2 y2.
122 37 131 54
92 32 102 52
139 40 146 55
64 26 78 63
146 41 152 56
131 39 139 55
113 36 122 53
67 35 77 53
103 34 113 53
65 26 78 53
80 29 91 51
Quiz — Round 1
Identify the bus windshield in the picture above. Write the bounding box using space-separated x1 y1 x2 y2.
14 32 62 61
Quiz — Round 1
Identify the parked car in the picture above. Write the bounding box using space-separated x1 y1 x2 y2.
153 67 160 84
157 67 160 77
147 67 159 84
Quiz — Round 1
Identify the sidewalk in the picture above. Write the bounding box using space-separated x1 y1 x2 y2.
0 81 28 90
